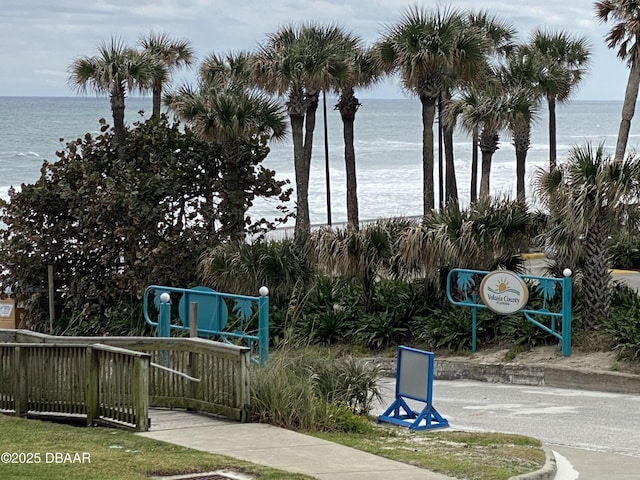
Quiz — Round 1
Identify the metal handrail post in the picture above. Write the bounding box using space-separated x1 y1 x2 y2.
561 270 573 357
258 288 269 364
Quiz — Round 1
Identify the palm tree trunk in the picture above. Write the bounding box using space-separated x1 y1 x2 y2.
110 84 126 149
470 128 479 204
220 146 245 243
304 90 319 167
338 89 360 229
152 82 162 118
444 123 458 206
615 54 640 162
513 122 531 202
581 217 612 328
515 147 527 202
420 95 436 214
548 95 557 170
291 112 310 243
479 151 493 198
479 130 499 198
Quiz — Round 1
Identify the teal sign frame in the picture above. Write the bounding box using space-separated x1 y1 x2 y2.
446 268 573 356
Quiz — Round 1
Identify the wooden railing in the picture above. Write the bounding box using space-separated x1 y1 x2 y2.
0 341 150 431
3 330 250 424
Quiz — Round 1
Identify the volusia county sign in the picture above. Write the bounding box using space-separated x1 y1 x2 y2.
479 270 529 314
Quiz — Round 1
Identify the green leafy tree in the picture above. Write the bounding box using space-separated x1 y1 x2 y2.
166 51 290 242
138 31 195 118
68 36 157 148
595 0 640 161
313 219 412 311
397 198 531 290
0 117 291 334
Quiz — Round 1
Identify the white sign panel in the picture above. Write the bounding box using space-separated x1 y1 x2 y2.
0 303 13 318
479 270 529 314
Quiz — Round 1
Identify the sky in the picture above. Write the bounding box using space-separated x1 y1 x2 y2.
0 0 633 101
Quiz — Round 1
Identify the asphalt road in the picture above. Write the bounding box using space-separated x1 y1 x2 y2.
374 378 640 479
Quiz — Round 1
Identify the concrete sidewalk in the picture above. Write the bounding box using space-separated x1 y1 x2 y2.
139 408 455 480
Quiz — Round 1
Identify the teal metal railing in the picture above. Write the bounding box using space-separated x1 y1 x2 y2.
446 268 573 356
143 285 269 364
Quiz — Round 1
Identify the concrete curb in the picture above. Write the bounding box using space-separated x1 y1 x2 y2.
509 447 557 480
434 358 640 394
367 356 640 394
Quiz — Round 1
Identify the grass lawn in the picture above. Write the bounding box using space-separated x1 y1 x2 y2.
315 423 546 480
0 412 546 480
0 414 313 480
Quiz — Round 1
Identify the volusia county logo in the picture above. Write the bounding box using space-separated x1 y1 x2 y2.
479 270 529 314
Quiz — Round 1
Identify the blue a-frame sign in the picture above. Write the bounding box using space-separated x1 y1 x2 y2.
378 346 449 430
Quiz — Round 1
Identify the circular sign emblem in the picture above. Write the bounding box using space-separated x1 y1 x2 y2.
479 270 529 314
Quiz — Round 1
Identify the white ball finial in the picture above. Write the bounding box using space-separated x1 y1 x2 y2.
160 292 171 303
259 286 269 297
563 268 572 277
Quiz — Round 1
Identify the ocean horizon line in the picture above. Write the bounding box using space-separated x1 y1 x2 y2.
0 95 630 104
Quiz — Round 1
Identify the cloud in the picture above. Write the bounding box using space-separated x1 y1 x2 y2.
0 0 632 100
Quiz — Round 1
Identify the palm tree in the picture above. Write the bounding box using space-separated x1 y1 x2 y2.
397 198 531 291
166 52 288 241
447 78 508 198
138 31 195 118
335 47 381 228
252 24 357 242
374 6 486 214
313 218 410 311
534 143 640 327
463 11 517 204
68 36 157 147
595 1 640 161
504 86 539 201
500 48 543 201
524 29 591 170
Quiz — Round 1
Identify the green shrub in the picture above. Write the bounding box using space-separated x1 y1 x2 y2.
414 307 476 352
297 276 360 345
498 316 557 348
604 284 640 360
610 230 640 270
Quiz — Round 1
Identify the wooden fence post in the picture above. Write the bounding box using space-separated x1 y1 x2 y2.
48 265 55 334
133 354 150 431
13 346 28 416
86 346 99 426
189 302 198 338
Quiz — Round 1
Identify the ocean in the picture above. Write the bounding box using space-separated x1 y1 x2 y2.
1 96 638 226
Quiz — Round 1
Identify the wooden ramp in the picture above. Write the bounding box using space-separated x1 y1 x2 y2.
148 407 232 432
